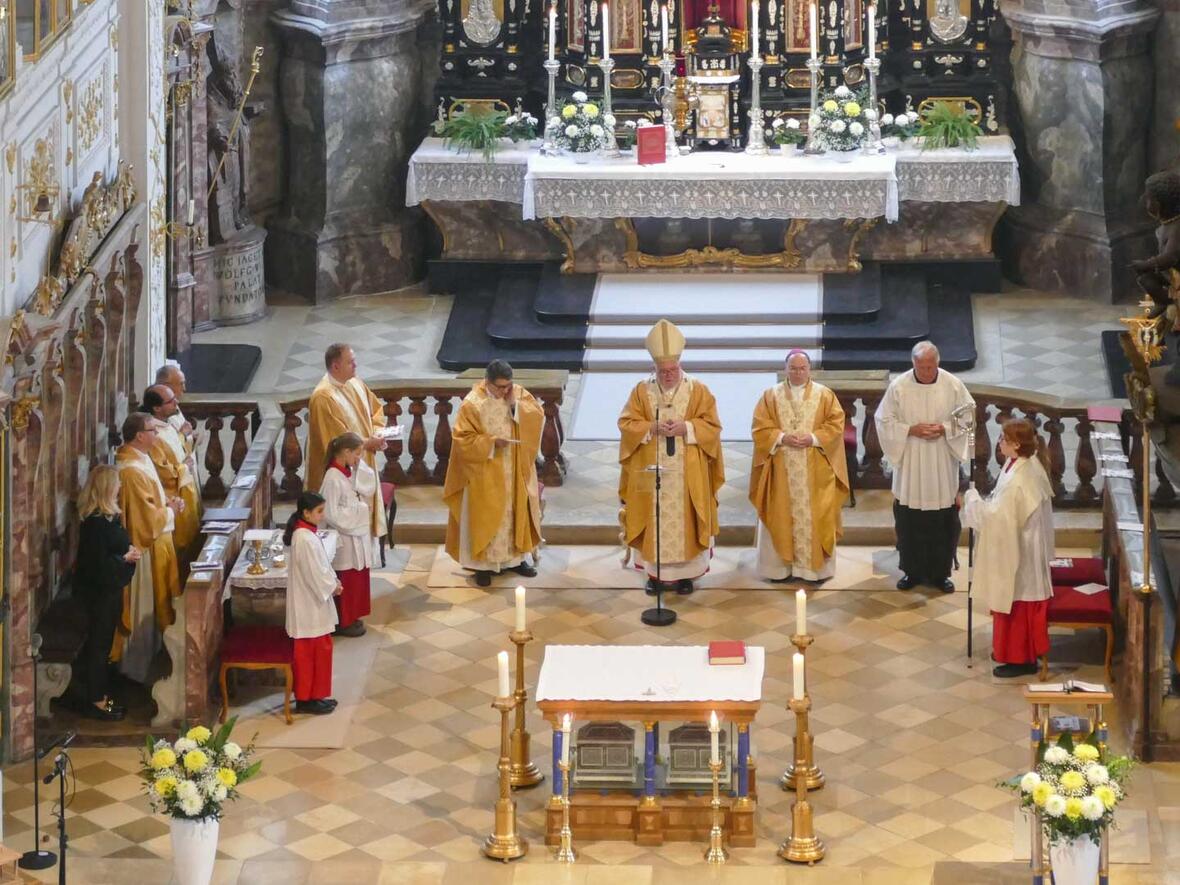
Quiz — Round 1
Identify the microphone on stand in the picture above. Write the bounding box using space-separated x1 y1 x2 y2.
19 633 58 871
666 433 675 457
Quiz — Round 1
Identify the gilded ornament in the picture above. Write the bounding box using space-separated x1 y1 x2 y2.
18 137 59 222
63 81 73 124
79 77 104 151
32 274 66 317
4 143 14 175
11 396 40 431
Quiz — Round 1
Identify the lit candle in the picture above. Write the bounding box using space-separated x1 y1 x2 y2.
497 650 510 698
561 713 572 766
548 0 556 61
186 199 195 225
709 711 720 764
751 0 759 57
514 585 527 633
660 2 669 53
792 652 805 700
809 1 817 60
602 0 610 62
867 4 876 60
796 588 807 635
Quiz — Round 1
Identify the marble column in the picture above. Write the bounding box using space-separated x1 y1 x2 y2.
997 0 1159 301
268 0 438 303
1150 0 1180 172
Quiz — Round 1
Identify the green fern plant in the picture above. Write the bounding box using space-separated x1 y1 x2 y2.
918 102 982 151
436 109 509 162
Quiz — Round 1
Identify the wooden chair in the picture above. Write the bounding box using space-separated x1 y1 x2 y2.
1040 557 1114 684
219 625 294 725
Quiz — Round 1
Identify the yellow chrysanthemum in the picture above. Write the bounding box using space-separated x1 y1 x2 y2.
216 767 238 788
822 100 838 112
562 105 576 118
153 776 178 798
1064 797 1084 820
843 101 862 117
1073 744 1100 762
1059 770 1086 792
151 748 177 770
185 726 212 744
584 103 599 117
1032 782 1053 807
1094 785 1117 810
183 750 209 774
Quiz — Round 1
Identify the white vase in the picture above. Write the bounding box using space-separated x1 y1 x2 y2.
572 151 592 164
834 149 857 163
1049 835 1100 885
170 817 220 885
881 135 900 149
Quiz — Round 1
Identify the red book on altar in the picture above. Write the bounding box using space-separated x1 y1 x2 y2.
637 126 666 165
708 640 746 665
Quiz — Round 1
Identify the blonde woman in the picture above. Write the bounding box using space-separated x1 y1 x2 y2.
73 465 141 720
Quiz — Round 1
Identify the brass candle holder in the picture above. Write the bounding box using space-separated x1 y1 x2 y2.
245 538 267 576
508 629 543 789
482 696 528 862
779 696 826 864
704 758 728 864
555 759 576 863
781 634 825 790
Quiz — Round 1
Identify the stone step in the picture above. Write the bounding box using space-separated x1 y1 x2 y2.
586 323 823 347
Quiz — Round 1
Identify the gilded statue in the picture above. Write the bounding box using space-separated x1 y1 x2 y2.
1132 169 1180 382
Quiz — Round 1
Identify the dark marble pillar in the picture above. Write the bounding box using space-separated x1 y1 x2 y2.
1150 0 1180 172
268 0 438 303
997 0 1159 301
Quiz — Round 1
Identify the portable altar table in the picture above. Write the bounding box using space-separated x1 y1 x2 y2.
536 644 764 847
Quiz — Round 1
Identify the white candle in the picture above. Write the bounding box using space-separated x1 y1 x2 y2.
660 3 669 53
186 199 195 225
497 650 511 698
548 1 556 61
867 4 876 60
792 652 805 700
602 0 610 62
561 713 572 766
809 1 817 59
514 585 527 632
796 588 807 635
751 0 759 56
709 711 720 764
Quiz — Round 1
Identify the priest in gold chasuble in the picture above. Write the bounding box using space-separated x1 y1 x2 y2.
618 320 724 595
750 351 849 582
443 360 544 587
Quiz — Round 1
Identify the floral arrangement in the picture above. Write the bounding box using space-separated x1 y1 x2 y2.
548 91 611 154
1003 732 1133 845
880 110 921 141
433 108 538 162
810 84 873 152
770 116 807 147
617 119 639 150
141 719 261 820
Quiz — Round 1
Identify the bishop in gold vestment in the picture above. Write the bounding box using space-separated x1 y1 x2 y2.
750 351 849 581
618 321 724 594
143 385 200 554
443 361 544 586
307 344 389 539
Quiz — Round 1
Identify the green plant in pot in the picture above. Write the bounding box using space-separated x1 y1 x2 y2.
918 101 982 151
434 108 538 162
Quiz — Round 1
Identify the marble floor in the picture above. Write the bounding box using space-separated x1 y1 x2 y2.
4 544 1178 883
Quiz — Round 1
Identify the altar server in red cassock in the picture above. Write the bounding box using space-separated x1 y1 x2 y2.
284 492 340 715
960 419 1054 678
320 433 375 637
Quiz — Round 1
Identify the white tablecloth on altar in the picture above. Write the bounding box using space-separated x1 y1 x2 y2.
406 138 535 206
224 529 338 601
536 644 766 703
893 135 1021 205
523 151 900 223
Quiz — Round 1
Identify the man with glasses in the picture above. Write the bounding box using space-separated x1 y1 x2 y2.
443 360 544 587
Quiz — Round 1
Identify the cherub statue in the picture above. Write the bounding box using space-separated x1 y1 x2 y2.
1132 169 1180 382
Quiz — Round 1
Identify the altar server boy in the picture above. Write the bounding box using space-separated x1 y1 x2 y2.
320 433 375 637
284 492 341 715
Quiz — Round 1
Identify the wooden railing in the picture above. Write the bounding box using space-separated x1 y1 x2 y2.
180 400 264 500
275 370 568 500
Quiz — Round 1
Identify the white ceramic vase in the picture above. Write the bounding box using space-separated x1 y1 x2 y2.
573 151 592 164
834 148 857 163
1049 835 1100 885
171 817 220 885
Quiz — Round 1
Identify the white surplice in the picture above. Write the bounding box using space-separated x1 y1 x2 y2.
320 463 376 572
875 368 974 510
286 527 339 639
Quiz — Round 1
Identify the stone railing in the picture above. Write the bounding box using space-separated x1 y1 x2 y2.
275 370 568 499
180 399 264 499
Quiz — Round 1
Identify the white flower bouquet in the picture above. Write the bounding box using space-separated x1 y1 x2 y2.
1002 733 1133 845
770 116 807 147
616 119 639 150
141 718 261 820
548 91 611 154
880 110 920 141
812 84 871 153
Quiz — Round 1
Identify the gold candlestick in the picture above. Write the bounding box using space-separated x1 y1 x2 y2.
482 696 528 862
781 634 824 790
704 759 728 864
508 629 543 789
779 696 826 864
555 759 576 863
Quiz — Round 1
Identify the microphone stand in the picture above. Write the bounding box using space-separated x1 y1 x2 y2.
43 750 69 885
951 404 977 665
642 403 676 626
19 636 56 871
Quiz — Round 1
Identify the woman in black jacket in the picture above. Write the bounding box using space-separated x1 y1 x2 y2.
72 465 141 721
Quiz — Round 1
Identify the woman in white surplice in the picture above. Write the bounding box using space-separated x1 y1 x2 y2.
960 418 1054 678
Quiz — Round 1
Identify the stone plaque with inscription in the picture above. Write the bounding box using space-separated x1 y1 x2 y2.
211 225 267 325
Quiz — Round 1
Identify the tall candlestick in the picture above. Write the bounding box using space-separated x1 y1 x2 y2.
867 4 875 60
709 711 720 764
661 2 669 51
602 0 610 61
751 0 759 56
515 586 527 633
792 652 805 700
548 1 556 60
497 650 510 698
796 589 807 636
561 713 571 766
809 1 817 59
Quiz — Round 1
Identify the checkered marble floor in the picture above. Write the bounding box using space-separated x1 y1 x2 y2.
4 545 1178 883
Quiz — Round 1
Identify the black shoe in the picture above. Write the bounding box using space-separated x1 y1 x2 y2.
295 700 334 715
474 570 492 587
676 579 695 595
321 698 339 710
939 579 955 593
334 621 365 637
82 701 125 722
992 663 1039 678
510 563 537 578
896 575 917 590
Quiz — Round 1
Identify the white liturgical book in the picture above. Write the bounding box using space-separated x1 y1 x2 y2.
1028 679 1107 694
1073 582 1108 596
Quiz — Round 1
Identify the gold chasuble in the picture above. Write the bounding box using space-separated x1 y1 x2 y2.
307 374 388 538
749 381 849 580
443 381 544 569
148 421 200 554
114 445 181 680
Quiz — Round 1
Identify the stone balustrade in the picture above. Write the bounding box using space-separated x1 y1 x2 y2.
180 399 265 499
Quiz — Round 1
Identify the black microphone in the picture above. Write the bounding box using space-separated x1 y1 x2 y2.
37 731 75 761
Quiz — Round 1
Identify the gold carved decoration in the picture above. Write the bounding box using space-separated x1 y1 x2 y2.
17 137 60 224
32 276 66 317
4 143 14 175
844 217 878 272
618 218 807 271
544 217 577 274
78 76 103 151
916 96 982 124
63 81 73 123
11 396 40 431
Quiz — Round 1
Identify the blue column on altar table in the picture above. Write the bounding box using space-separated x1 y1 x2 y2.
737 725 750 798
644 724 656 798
553 729 563 796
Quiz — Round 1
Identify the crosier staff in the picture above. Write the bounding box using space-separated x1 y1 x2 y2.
207 46 263 203
951 402 976 664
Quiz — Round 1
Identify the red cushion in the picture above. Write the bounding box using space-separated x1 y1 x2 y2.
1048 585 1113 625
222 626 294 665
381 482 396 506
843 425 857 449
1050 557 1105 587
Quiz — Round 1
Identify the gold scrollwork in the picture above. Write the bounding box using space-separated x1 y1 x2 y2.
11 396 40 431
544 217 577 274
79 77 103 150
916 96 982 124
32 273 66 316
4 143 14 175
619 218 807 270
63 81 73 123
844 217 878 271
17 137 60 223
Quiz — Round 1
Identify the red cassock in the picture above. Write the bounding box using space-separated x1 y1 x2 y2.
992 601 1050 664
293 635 333 701
334 568 371 626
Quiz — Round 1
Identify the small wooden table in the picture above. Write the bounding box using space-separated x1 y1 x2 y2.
536 644 764 848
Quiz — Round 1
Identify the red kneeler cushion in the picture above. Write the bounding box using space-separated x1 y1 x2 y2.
1050 557 1105 587
1048 585 1112 625
221 625 294 665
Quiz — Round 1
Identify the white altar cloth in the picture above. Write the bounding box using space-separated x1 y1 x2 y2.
536 644 766 703
406 139 535 207
523 151 899 222
892 136 1020 205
